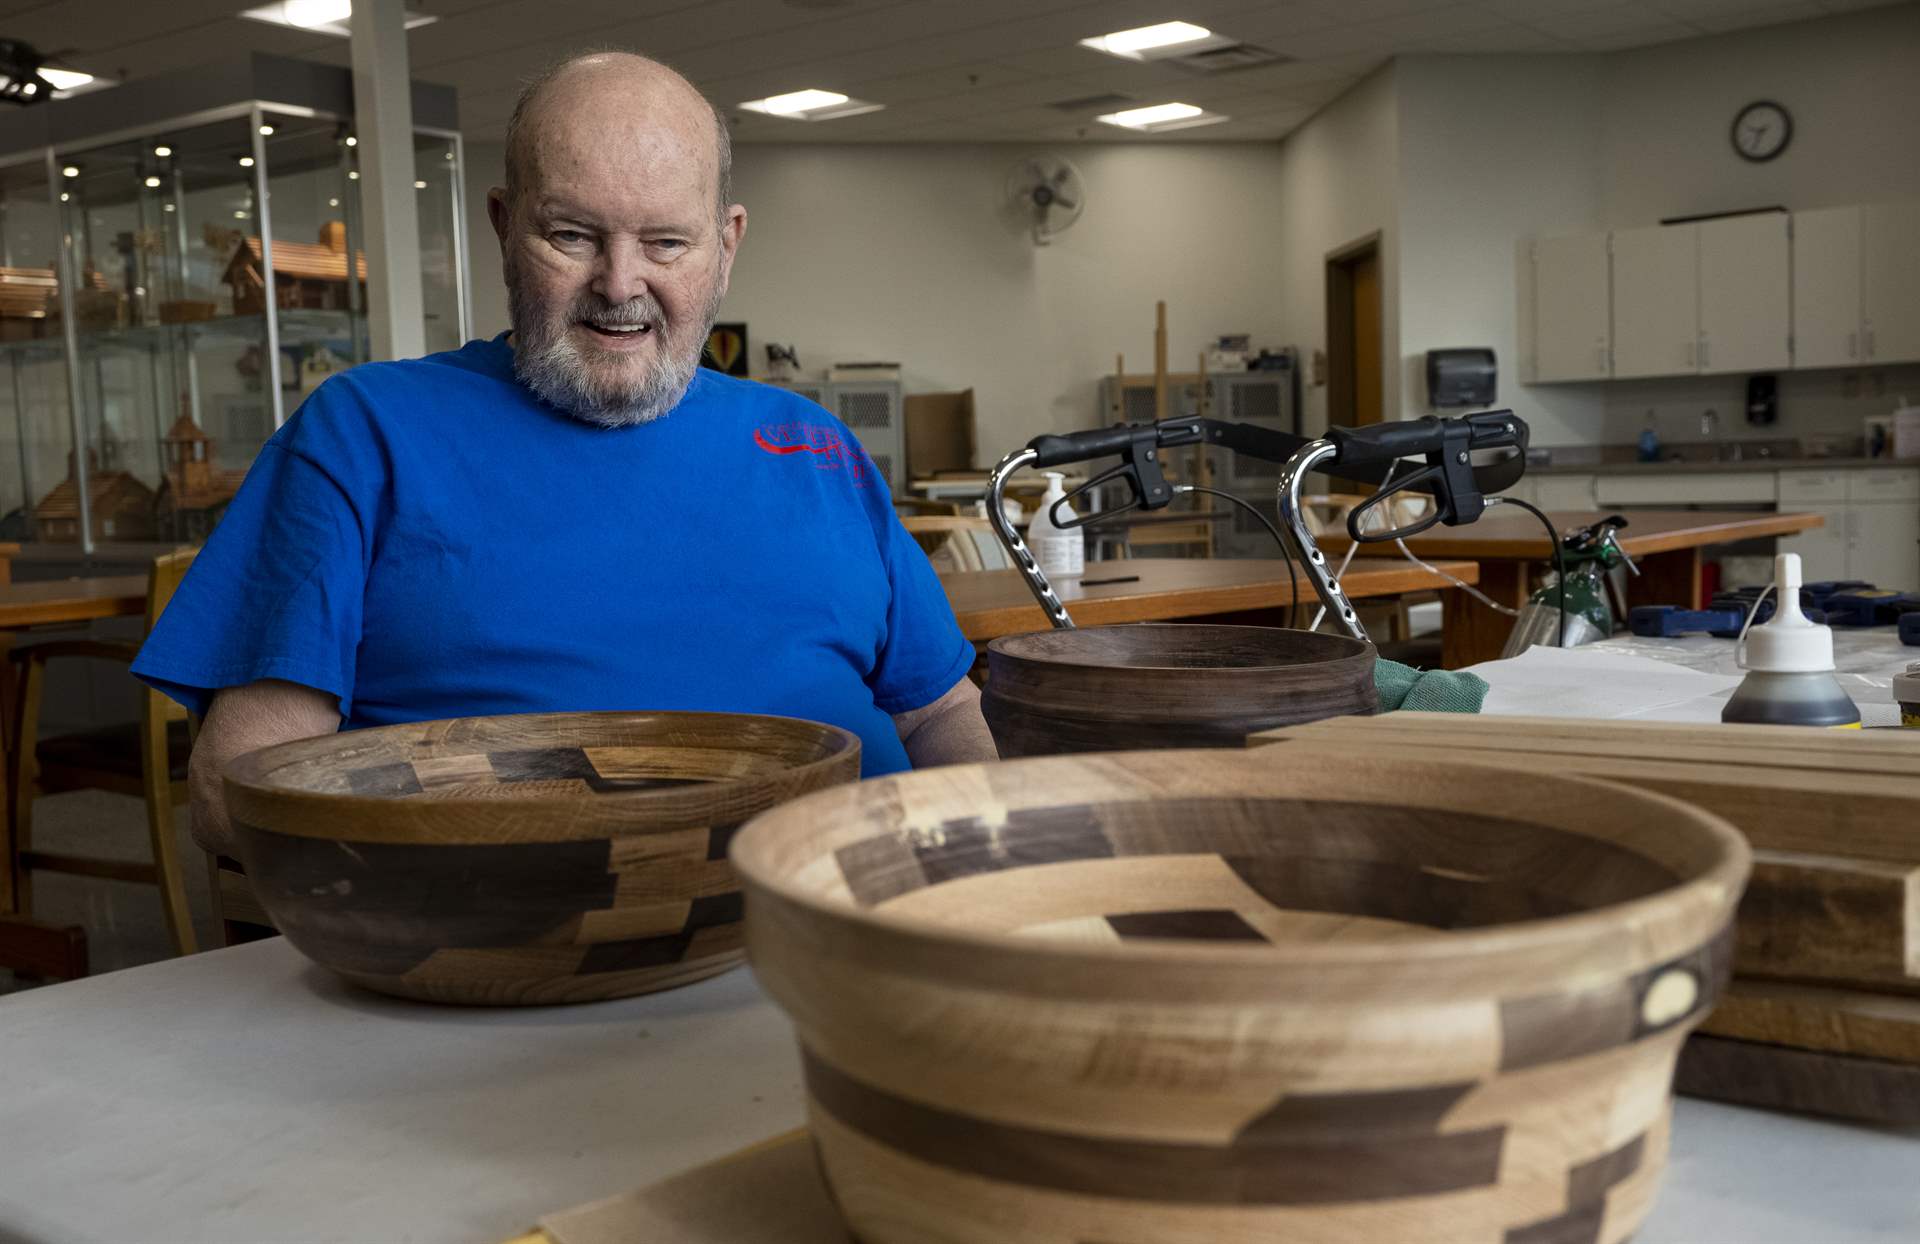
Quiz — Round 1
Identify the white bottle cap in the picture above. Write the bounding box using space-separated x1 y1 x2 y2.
1743 553 1835 673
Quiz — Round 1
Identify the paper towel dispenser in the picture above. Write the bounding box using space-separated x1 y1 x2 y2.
1426 348 1496 408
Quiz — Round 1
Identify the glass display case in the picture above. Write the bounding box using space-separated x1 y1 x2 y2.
0 55 466 555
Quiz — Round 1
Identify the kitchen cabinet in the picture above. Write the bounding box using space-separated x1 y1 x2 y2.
1531 233 1611 381
1863 201 1920 365
1533 473 1598 510
1777 467 1920 586
1610 224 1698 379
1594 472 1775 506
1698 213 1791 374
1792 207 1863 369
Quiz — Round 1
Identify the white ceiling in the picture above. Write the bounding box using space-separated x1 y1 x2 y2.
10 0 1912 145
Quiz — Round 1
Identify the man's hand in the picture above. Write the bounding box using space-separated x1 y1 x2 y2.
190 680 342 857
891 674 999 769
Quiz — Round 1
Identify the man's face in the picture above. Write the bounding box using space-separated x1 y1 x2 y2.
490 104 746 428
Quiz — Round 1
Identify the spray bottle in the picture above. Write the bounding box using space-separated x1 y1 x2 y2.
1721 553 1861 728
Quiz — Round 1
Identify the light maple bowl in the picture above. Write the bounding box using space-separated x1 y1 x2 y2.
731 747 1749 1244
223 711 859 1005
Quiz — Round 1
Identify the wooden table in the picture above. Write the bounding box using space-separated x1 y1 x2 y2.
1320 509 1825 668
0 575 147 630
942 555 1479 642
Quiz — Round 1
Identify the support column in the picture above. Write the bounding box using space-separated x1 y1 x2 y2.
350 0 426 361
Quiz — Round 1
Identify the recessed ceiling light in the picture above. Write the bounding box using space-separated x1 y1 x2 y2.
61 164 79 178
347 170 359 179
1080 21 1222 61
39 67 95 90
259 124 275 136
1096 101 1228 132
413 179 426 189
234 210 248 219
238 2 438 36
58 192 69 202
164 203 176 212
153 144 172 158
144 176 161 188
237 155 255 168
738 88 882 121
328 197 339 207
344 135 356 147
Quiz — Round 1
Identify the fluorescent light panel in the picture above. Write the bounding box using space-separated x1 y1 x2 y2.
39 67 94 90
1095 101 1228 132
738 88 882 121
238 2 438 36
1081 20 1223 60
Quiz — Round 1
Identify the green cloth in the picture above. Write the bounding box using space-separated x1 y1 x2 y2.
1374 659 1489 713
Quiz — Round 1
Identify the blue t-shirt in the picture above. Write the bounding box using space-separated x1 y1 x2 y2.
132 335 974 777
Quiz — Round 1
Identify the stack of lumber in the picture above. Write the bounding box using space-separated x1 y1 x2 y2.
1250 713 1920 1123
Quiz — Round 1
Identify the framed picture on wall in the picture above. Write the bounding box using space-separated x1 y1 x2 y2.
702 322 748 376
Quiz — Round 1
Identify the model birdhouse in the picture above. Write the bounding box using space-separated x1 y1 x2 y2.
156 400 249 541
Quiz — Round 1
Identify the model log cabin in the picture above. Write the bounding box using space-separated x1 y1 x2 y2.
223 221 367 315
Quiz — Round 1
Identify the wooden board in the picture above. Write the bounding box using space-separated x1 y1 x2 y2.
1737 851 1920 993
1314 508 1824 560
1696 980 1920 1062
942 556 1480 642
1675 1034 1920 1124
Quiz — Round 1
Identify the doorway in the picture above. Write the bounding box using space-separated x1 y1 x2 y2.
1326 236 1383 426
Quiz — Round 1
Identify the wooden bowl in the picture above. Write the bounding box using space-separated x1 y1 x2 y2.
981 623 1377 756
223 711 859 1005
732 748 1750 1244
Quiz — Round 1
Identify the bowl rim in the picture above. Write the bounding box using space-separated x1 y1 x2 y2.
730 747 1752 993
986 623 1374 674
222 709 862 841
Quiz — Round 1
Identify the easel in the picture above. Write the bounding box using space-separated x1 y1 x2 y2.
1108 301 1215 559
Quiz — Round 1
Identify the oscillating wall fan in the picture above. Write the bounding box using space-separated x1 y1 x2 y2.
1006 156 1086 246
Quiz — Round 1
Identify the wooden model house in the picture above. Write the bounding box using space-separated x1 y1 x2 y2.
224 221 367 315
34 445 157 543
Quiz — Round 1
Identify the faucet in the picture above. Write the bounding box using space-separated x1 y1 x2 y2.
1700 408 1724 459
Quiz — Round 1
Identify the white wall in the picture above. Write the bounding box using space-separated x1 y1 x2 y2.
718 142 1288 462
1268 64 1401 437
1395 56 1606 445
463 139 509 341
1598 4 1920 228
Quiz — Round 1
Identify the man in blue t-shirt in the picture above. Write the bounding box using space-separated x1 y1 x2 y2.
134 51 997 855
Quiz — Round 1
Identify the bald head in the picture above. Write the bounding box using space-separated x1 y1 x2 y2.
502 51 732 222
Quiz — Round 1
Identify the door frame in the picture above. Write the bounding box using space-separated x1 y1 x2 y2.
1326 231 1383 427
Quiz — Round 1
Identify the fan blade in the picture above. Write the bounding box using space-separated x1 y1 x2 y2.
1052 194 1078 211
1049 165 1072 187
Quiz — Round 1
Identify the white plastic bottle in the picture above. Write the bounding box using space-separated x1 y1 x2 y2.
1721 553 1861 728
1026 471 1084 580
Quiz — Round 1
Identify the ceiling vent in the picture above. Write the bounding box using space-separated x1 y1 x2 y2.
1047 92 1135 113
1164 43 1289 74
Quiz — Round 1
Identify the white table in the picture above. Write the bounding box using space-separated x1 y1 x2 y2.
1 937 1915 1243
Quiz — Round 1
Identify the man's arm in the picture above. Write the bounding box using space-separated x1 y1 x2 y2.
189 680 343 856
892 674 999 769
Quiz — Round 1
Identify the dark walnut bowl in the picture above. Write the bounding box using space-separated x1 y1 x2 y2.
732 747 1749 1244
981 623 1377 757
224 711 859 1005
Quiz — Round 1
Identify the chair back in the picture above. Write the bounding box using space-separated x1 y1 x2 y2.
900 516 1011 573
146 548 198 725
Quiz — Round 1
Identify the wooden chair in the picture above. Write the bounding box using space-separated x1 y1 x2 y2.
6 548 200 958
901 516 1012 573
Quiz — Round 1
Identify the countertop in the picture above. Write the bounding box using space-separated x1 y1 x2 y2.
1 937 1914 1244
1526 450 1918 476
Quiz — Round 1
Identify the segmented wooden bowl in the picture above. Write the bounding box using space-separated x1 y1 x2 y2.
732 748 1750 1244
223 711 859 1005
980 624 1378 757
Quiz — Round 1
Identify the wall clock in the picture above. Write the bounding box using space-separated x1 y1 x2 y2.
1731 100 1792 163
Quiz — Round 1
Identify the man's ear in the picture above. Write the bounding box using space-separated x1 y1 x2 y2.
715 204 748 295
486 188 513 251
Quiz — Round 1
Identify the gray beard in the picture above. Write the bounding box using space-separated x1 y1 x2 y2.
504 260 721 429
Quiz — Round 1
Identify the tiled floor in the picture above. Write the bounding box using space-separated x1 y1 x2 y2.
1 790 218 994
